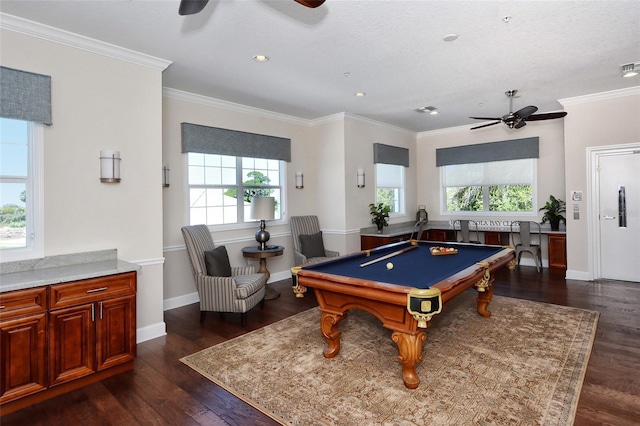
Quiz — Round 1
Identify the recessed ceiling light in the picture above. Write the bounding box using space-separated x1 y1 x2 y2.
414 106 439 115
354 92 366 97
621 62 640 78
503 16 512 23
443 33 458 42
253 55 269 62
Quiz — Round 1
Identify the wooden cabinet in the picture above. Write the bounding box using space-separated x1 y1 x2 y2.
361 233 412 250
548 233 567 270
484 231 510 245
0 271 136 414
0 287 48 405
425 229 455 242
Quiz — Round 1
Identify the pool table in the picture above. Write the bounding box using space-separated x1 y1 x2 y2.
293 240 515 389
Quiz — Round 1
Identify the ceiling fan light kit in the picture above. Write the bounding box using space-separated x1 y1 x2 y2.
470 89 567 130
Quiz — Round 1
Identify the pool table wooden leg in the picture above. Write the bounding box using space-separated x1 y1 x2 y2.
392 330 427 389
476 282 494 318
320 311 347 358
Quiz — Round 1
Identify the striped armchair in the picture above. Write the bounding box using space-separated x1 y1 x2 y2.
181 225 266 325
289 215 339 266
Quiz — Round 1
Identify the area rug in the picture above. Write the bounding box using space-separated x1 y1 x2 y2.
181 292 599 425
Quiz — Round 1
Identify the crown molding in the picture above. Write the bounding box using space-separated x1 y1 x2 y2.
559 86 640 106
0 13 172 71
162 87 310 126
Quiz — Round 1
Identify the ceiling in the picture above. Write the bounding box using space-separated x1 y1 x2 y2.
1 0 639 132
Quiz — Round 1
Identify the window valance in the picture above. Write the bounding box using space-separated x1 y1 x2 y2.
435 137 539 167
181 122 291 162
373 143 409 167
0 66 52 125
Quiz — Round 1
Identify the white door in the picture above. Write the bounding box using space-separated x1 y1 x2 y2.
598 151 640 282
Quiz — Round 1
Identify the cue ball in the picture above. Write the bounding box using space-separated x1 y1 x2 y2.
386 262 394 270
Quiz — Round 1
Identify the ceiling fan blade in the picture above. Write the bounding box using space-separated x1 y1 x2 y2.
470 121 501 130
526 111 568 121
514 105 538 119
293 0 326 7
179 0 209 16
470 116 502 121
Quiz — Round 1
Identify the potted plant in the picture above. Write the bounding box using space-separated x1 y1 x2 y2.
369 202 391 233
539 195 566 231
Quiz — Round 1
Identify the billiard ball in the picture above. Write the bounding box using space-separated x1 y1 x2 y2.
386 262 394 270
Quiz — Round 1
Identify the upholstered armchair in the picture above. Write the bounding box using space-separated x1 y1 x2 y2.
510 221 542 273
181 225 266 325
289 215 339 265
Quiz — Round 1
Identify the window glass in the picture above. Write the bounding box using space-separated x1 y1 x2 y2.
442 159 535 213
0 118 43 259
375 163 404 214
187 153 283 226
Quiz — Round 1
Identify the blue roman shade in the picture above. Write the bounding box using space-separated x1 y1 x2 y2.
373 143 409 167
0 66 52 125
436 137 539 166
181 122 291 161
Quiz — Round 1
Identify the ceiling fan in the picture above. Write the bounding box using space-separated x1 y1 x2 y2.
179 0 326 16
470 90 567 130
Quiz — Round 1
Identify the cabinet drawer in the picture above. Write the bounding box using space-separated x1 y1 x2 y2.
50 272 136 309
0 287 47 320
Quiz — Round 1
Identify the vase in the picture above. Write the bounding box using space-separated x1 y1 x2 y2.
377 224 384 234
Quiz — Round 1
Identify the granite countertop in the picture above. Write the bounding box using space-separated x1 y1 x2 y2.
0 249 140 293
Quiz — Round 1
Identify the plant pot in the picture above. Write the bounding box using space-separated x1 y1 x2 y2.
377 224 384 234
550 218 560 231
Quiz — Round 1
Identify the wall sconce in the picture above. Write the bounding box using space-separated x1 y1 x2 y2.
357 169 365 188
162 165 170 187
250 197 276 250
295 171 304 189
100 150 121 183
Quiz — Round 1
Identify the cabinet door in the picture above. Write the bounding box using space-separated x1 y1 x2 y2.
96 295 136 371
49 304 96 386
0 313 47 403
548 234 567 269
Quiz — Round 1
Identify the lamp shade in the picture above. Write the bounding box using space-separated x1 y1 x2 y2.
250 196 275 220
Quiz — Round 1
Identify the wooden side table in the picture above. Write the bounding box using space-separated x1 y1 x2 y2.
241 245 284 299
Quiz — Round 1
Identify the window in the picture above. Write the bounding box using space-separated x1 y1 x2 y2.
442 158 535 214
0 117 44 260
375 163 405 214
188 153 283 226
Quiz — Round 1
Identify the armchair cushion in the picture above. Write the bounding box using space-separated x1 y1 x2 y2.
299 231 326 258
204 246 232 277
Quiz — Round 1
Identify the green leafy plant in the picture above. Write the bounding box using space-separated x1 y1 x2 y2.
369 202 391 229
539 195 566 230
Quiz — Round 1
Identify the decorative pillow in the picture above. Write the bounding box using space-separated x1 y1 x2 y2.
299 231 326 258
204 246 232 277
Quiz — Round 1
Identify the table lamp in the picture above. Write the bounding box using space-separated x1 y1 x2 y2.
250 196 275 250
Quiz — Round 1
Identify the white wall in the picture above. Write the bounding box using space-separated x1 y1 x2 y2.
560 88 640 278
1 28 168 342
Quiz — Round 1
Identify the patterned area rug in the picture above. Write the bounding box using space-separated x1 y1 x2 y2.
181 292 598 425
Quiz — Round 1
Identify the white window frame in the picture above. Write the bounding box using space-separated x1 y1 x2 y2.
375 163 405 216
186 153 286 230
0 121 44 262
440 158 537 216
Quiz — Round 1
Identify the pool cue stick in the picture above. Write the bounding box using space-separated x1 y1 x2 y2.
359 244 418 267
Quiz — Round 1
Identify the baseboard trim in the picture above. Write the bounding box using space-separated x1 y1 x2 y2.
566 270 591 281
164 291 199 311
137 321 166 343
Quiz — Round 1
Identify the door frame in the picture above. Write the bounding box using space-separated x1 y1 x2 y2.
587 142 640 280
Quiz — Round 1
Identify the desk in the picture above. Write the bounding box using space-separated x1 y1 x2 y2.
294 240 515 389
241 245 284 299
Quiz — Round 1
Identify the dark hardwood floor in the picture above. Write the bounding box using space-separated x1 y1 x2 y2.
2 267 639 425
